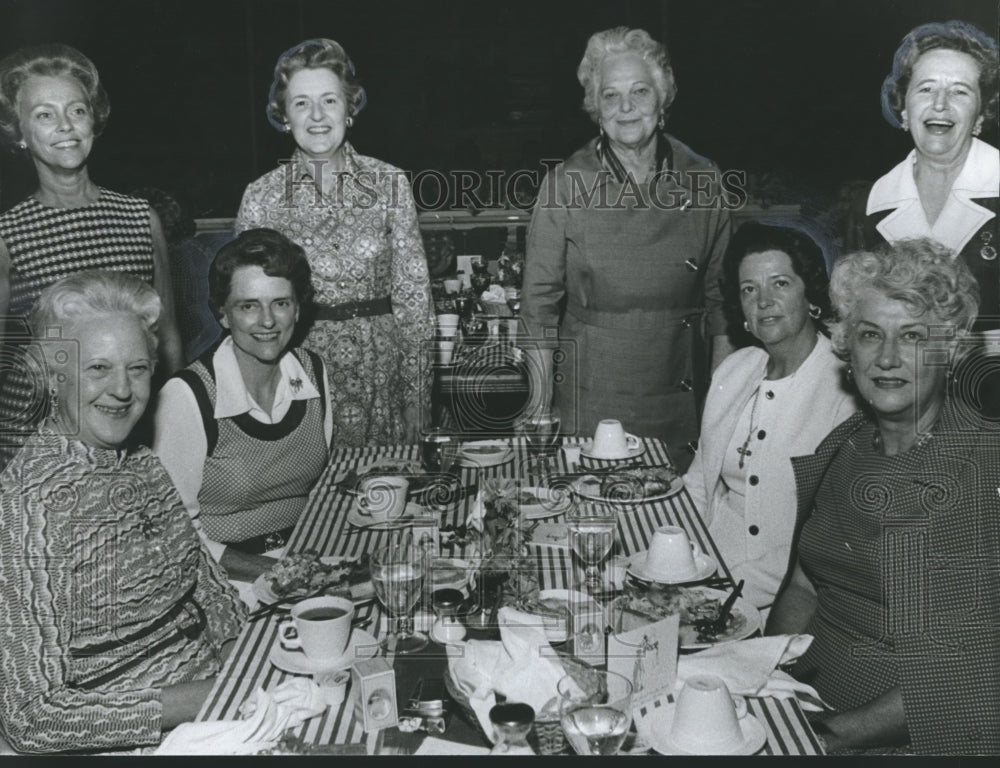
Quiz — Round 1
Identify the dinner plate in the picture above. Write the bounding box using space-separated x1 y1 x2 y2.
457 440 514 467
352 458 458 498
579 440 646 462
253 555 370 607
612 586 762 650
626 551 718 585
346 500 426 529
269 628 379 675
571 472 684 504
518 486 572 520
645 708 767 756
519 589 600 643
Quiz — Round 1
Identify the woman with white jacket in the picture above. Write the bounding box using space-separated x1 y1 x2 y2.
683 223 859 613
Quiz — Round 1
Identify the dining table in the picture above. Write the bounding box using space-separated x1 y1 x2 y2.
194 436 825 756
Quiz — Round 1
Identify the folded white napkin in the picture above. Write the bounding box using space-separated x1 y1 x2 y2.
446 606 572 741
466 488 486 533
155 678 329 755
676 634 829 711
480 284 507 303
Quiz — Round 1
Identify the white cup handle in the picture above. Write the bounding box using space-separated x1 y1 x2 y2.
689 541 702 558
278 618 303 651
355 498 373 517
732 695 748 719
625 434 641 450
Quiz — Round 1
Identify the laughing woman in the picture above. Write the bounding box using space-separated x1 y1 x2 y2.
154 229 332 605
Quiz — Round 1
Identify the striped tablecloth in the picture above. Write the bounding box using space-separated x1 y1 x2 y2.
196 437 823 755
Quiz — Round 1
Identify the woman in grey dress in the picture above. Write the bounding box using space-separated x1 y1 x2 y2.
520 27 735 466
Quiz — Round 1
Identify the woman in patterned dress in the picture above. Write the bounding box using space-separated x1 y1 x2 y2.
0 43 183 470
236 38 434 446
0 271 245 753
768 239 1000 754
154 228 332 605
520 27 733 467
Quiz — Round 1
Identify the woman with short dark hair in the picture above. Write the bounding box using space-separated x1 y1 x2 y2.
236 38 433 446
0 43 183 470
154 228 332 604
683 223 858 612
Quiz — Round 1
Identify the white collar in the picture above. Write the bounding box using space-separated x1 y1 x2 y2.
867 138 999 253
211 336 320 420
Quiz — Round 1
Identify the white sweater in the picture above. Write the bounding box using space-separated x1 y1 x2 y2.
683 335 860 609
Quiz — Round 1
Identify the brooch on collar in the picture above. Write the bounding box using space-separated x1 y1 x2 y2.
290 377 302 393
981 230 996 261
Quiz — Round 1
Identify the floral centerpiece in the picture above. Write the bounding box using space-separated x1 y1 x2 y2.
496 250 524 289
479 480 540 606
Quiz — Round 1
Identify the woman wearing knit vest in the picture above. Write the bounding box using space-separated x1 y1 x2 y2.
154 228 332 605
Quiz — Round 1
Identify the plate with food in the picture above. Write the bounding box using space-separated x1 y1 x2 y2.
346 500 427 530
457 440 514 467
517 589 600 643
610 584 761 650
518 486 572 520
253 551 373 607
347 458 459 498
572 465 683 503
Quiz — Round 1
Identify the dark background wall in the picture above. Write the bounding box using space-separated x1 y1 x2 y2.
0 0 996 217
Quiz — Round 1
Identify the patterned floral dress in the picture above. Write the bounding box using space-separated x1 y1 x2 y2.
0 428 246 753
236 144 434 446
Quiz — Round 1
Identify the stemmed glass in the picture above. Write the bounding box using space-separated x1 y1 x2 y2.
371 544 428 654
514 403 561 477
567 506 616 597
558 669 634 756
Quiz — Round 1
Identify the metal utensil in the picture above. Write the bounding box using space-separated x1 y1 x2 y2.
712 578 745 632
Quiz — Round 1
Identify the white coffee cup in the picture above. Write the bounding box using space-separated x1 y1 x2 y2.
434 339 455 365
643 525 701 581
590 419 641 459
437 313 460 337
279 596 354 661
356 475 409 522
670 675 747 754
443 279 461 295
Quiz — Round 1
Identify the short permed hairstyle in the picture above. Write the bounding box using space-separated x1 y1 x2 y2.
266 38 367 132
828 238 980 359
577 27 677 124
209 228 314 319
722 222 832 341
881 20 1000 129
29 270 162 363
0 43 110 147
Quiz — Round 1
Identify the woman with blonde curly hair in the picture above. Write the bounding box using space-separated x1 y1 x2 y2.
236 38 433 446
520 27 733 464
768 238 1000 754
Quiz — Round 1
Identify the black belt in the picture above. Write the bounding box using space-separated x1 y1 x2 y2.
226 525 295 555
314 296 392 322
69 584 206 690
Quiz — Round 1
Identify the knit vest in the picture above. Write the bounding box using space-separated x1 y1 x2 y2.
171 347 328 544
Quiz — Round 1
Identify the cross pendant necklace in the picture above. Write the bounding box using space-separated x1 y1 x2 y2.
737 385 763 470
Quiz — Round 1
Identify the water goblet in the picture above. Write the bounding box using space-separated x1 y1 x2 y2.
371 544 428 654
567 508 616 597
515 404 561 477
558 669 633 756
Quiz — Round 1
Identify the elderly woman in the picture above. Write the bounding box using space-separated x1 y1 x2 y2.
236 38 434 446
0 43 183 470
683 223 858 613
0 271 244 753
154 228 332 604
767 239 1000 755
846 20 1000 413
520 27 732 463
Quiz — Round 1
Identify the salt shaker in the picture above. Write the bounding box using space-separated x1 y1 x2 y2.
489 703 536 755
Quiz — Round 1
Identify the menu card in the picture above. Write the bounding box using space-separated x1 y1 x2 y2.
606 614 679 709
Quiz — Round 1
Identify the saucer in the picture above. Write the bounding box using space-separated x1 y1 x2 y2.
346 501 425 529
626 551 718 585
457 440 514 467
648 709 767 756
269 628 379 675
579 440 645 462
